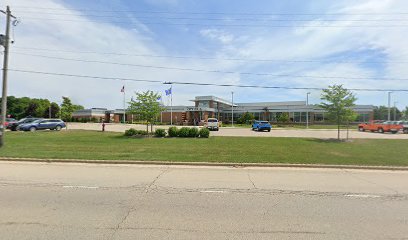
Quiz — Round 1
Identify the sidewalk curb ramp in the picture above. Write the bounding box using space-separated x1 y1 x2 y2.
1 157 407 171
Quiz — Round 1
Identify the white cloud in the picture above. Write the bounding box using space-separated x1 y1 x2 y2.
1 0 408 109
200 28 235 44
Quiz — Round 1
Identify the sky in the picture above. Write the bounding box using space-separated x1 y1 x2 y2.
1 0 408 109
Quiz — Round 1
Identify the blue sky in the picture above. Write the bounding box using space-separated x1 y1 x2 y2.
2 0 408 109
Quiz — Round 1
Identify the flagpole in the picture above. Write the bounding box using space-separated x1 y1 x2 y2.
170 85 173 126
123 84 126 124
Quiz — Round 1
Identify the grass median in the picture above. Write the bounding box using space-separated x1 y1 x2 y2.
1 130 408 166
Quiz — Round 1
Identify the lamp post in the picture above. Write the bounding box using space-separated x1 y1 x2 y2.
306 92 311 129
231 91 234 127
388 92 392 121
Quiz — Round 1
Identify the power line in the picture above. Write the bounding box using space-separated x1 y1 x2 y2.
12 46 408 64
18 17 408 28
10 7 408 16
8 68 408 92
15 12 408 22
11 52 408 81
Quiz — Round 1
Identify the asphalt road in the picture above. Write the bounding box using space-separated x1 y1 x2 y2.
67 122 408 139
1 162 408 240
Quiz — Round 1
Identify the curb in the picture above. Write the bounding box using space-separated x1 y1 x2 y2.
0 157 407 171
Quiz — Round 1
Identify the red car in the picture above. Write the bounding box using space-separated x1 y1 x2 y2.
358 120 402 134
4 118 16 128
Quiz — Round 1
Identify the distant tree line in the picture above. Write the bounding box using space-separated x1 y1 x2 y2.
0 96 84 121
373 106 408 120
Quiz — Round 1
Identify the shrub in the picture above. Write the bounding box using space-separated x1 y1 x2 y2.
178 127 190 138
168 126 179 137
124 128 138 136
188 127 199 138
124 128 148 136
135 130 148 136
154 128 166 137
199 128 210 138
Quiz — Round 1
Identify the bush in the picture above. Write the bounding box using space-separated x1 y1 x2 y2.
168 126 179 137
154 128 166 137
135 130 148 136
124 128 138 136
124 128 148 137
199 128 210 138
178 127 190 138
188 127 199 138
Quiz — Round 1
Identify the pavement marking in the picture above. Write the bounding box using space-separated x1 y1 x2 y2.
344 194 381 198
62 185 99 189
200 190 227 193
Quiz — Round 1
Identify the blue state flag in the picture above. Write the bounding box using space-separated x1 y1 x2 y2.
165 87 172 96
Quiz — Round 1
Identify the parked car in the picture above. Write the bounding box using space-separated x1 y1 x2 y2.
4 118 17 128
18 119 66 132
7 117 41 131
206 118 219 131
401 121 408 134
252 121 272 132
358 120 402 134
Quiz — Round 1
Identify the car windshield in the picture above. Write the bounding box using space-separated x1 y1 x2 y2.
208 119 218 122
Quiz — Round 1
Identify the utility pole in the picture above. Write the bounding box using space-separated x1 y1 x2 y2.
306 92 310 129
0 6 13 148
387 92 392 121
49 105 52 118
231 91 234 127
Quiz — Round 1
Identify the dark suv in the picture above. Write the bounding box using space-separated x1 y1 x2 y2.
7 118 42 131
18 119 66 132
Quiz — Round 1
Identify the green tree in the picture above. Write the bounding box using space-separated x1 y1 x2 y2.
320 85 357 140
60 97 84 122
127 91 165 134
403 107 408 120
277 112 289 123
237 112 255 124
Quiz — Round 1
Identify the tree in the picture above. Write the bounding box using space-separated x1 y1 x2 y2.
127 91 165 134
403 107 408 120
60 97 84 122
277 112 289 123
374 106 401 120
43 102 60 118
320 85 357 140
237 112 254 124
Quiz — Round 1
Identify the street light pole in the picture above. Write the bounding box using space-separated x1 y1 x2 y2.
306 92 310 129
0 6 12 148
231 91 234 127
388 92 392 121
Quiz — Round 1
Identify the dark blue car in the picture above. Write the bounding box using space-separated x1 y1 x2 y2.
19 119 66 132
252 121 272 132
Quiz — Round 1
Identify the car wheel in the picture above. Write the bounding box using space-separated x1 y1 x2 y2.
257 127 260 131
404 129 408 134
29 127 36 132
55 125 62 131
358 127 364 132
378 128 384 133
267 129 271 132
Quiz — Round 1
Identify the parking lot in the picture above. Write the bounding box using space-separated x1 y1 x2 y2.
67 123 408 139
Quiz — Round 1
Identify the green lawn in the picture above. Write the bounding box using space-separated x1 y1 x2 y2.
1 130 407 166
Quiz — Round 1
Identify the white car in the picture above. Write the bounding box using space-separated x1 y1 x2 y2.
206 118 219 131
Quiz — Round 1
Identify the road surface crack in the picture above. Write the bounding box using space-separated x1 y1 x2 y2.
109 168 169 240
247 170 257 189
